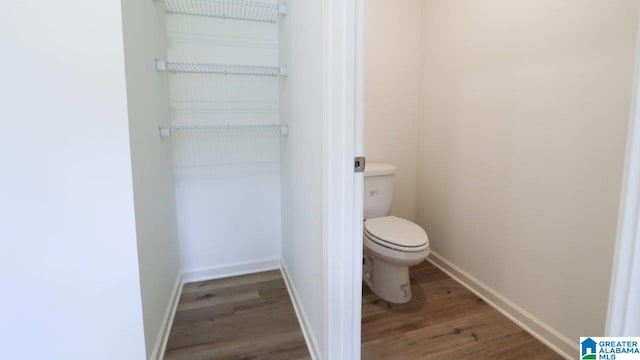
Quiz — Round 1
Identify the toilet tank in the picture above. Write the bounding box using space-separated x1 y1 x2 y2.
363 163 396 219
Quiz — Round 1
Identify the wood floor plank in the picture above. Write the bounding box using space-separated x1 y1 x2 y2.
168 304 301 350
177 279 285 310
171 289 292 327
181 270 283 295
362 310 525 359
362 261 563 359
177 289 260 312
165 330 309 360
165 271 310 360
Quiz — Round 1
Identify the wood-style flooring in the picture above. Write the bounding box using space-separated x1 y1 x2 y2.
361 260 564 359
165 262 563 360
164 270 310 360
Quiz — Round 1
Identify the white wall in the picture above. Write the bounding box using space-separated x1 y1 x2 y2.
279 0 325 357
0 1 146 359
166 13 282 280
365 0 422 221
416 0 639 354
121 2 181 357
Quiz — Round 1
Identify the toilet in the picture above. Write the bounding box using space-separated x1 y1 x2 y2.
363 163 430 303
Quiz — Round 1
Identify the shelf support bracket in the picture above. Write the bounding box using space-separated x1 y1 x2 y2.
155 59 167 72
159 126 171 138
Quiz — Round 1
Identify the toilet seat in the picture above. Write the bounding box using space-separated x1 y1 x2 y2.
364 216 429 252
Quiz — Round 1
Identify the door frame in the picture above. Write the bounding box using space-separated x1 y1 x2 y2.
606 20 640 336
322 0 365 358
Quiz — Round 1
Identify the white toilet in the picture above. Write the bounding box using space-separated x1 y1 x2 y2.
363 163 430 303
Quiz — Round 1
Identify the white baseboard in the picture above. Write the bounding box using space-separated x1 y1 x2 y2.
280 260 322 360
149 273 183 360
427 252 576 360
181 258 280 283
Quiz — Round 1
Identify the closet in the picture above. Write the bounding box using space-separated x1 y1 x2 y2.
3 0 356 357
155 0 288 281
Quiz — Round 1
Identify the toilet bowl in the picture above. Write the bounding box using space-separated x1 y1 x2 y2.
363 163 430 303
363 216 429 303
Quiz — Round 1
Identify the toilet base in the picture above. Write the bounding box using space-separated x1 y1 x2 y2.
363 252 412 303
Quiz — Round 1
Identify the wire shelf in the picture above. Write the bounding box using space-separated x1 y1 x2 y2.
160 124 289 138
158 0 286 23
156 60 287 77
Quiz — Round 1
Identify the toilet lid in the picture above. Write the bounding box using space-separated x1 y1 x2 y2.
364 216 429 250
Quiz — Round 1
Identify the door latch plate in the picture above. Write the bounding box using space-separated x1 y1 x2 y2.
354 156 366 173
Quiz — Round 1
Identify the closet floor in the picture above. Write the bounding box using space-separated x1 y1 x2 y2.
362 261 564 359
165 270 310 360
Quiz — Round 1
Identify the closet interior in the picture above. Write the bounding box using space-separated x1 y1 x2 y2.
154 0 288 280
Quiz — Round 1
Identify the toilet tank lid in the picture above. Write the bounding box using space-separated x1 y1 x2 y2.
364 163 396 177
